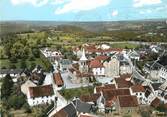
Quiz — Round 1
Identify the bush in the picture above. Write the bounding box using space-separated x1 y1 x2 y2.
32 48 40 58
30 62 36 70
29 55 35 61
8 94 26 109
1 66 6 69
1 74 13 99
23 103 31 113
9 64 16 69
20 60 27 69
10 56 17 63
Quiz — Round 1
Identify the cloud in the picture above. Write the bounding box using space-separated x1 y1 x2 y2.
155 5 167 11
51 0 67 5
11 0 49 7
133 0 162 7
139 9 152 14
55 0 110 14
111 10 118 16
139 5 167 14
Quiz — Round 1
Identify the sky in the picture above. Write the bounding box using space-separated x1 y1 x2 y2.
0 0 167 21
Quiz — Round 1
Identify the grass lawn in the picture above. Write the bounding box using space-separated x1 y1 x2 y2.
0 58 47 70
110 42 139 49
59 86 94 100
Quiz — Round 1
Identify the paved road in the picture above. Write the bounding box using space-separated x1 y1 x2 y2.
124 53 146 81
43 73 53 85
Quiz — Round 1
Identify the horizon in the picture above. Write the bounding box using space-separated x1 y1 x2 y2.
1 18 167 22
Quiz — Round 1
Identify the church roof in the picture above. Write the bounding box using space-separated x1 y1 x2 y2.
80 49 88 61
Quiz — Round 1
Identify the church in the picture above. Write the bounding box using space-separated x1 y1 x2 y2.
68 49 94 84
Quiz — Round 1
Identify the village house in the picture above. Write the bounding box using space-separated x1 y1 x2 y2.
120 61 132 75
115 95 139 114
143 85 156 104
89 59 105 77
89 83 132 113
59 59 72 72
73 44 123 57
128 50 140 61
130 85 146 104
30 65 46 85
143 62 167 83
68 49 94 84
21 80 37 95
27 84 56 106
103 56 120 77
0 69 24 82
150 97 161 108
159 66 167 81
53 72 64 88
41 48 63 62
80 93 101 104
114 74 133 89
50 103 77 117
50 98 94 117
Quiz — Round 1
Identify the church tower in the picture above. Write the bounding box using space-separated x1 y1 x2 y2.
79 49 88 73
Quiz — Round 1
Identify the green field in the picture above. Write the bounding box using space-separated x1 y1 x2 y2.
110 42 139 49
0 56 51 72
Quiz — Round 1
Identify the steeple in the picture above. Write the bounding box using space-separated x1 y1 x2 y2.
80 48 88 61
79 48 88 73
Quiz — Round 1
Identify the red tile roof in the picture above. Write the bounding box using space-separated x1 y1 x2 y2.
164 95 167 99
53 72 64 87
115 75 133 88
79 114 94 117
131 85 145 93
102 88 130 108
89 59 104 68
103 89 131 99
95 55 109 61
105 96 117 107
80 93 100 102
29 85 54 98
96 84 116 93
118 95 139 107
52 109 67 117
151 98 161 108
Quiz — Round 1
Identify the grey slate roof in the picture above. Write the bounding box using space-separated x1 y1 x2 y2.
145 62 163 71
72 99 92 113
60 59 72 65
151 83 162 91
63 103 77 117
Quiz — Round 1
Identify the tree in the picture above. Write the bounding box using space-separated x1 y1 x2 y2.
9 64 16 69
1 74 14 99
20 60 27 69
8 94 26 109
32 48 40 58
57 36 60 41
0 47 5 59
30 62 36 70
9 56 17 63
23 103 31 113
10 42 24 59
